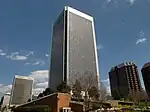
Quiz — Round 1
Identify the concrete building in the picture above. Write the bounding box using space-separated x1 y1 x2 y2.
141 62 150 99
0 93 11 109
49 6 100 90
109 62 142 99
9 75 34 106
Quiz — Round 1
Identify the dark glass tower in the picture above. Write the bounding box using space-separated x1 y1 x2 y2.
49 6 100 90
109 62 142 99
141 62 150 99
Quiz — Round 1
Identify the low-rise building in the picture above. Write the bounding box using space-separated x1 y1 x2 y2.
14 93 85 112
0 93 11 109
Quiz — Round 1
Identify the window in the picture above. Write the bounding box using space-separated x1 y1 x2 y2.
60 108 71 112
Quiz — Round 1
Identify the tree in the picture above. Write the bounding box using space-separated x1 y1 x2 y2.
57 81 71 93
72 79 82 99
37 93 44 99
99 83 107 101
111 88 121 100
135 90 145 102
1 106 7 112
43 88 54 96
128 90 145 104
10 105 16 112
88 86 100 100
71 71 100 111
28 98 31 102
80 71 98 93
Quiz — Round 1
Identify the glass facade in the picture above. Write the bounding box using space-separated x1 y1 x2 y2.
49 7 99 90
68 12 97 83
142 63 150 98
49 11 65 89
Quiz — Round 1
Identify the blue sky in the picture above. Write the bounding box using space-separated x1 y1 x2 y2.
0 0 150 96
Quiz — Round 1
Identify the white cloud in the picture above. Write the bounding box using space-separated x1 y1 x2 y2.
25 60 45 66
136 38 147 45
128 0 136 5
136 30 147 45
26 51 34 57
6 52 28 60
29 70 49 82
101 78 111 94
24 62 30 65
106 0 112 3
33 88 45 96
104 0 137 6
36 82 48 88
0 49 7 56
45 54 49 57
97 44 103 50
6 51 34 61
0 84 12 97
101 78 109 84
0 52 6 56
106 85 111 95
32 60 45 65
30 70 48 95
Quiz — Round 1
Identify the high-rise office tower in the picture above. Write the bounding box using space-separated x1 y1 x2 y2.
109 62 142 99
9 75 34 106
49 6 100 90
141 62 150 98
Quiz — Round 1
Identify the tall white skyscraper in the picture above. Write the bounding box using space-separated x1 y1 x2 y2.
49 6 100 90
9 75 34 106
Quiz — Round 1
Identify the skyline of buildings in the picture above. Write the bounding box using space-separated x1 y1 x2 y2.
0 6 149 103
49 6 100 90
9 75 34 106
0 61 149 106
109 62 142 99
141 62 150 99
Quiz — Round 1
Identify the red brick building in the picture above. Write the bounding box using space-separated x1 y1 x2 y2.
14 93 85 112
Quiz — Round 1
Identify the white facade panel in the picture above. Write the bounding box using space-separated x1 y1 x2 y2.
9 75 34 106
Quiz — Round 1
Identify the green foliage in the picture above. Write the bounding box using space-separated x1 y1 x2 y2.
88 86 100 100
15 105 51 112
37 93 44 99
43 88 54 96
112 88 121 100
10 105 16 111
37 88 54 99
128 91 145 104
28 98 31 102
57 81 71 93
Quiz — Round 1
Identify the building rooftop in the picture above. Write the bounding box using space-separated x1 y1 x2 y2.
5 92 11 95
64 6 93 21
110 62 136 71
143 62 150 68
15 75 34 80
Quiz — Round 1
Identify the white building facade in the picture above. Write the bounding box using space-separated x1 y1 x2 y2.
9 75 34 106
